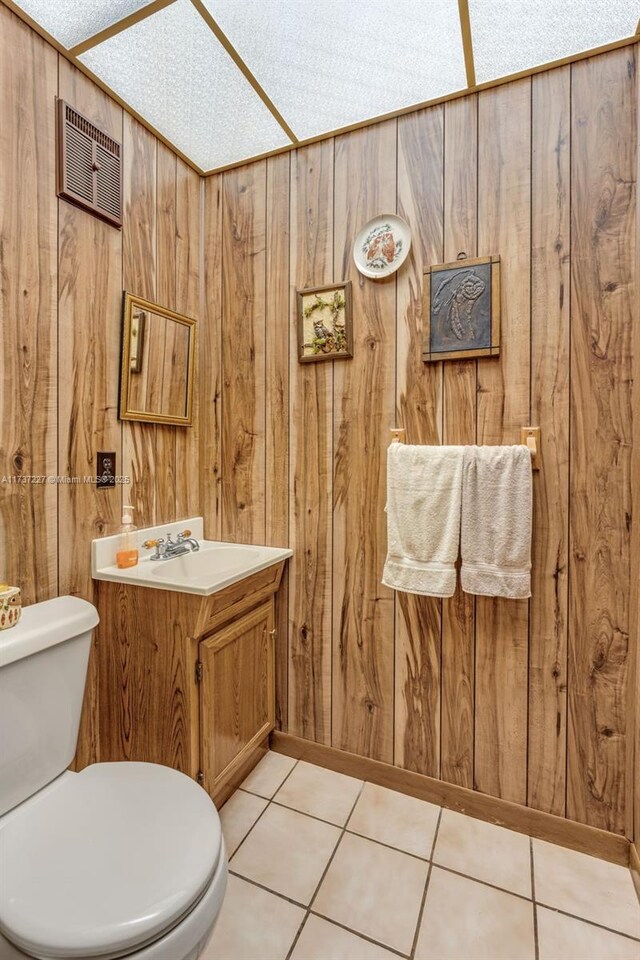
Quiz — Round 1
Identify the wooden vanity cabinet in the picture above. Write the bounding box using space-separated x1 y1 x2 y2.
91 562 284 805
199 600 275 800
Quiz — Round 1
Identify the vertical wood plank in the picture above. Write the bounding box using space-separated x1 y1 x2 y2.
201 174 223 540
568 49 635 835
221 162 267 544
332 122 397 762
633 40 640 851
57 61 123 769
395 107 444 777
122 114 157 527
0 6 58 605
265 152 290 549
441 94 478 788
175 158 201 519
265 153 290 729
475 80 532 804
288 141 334 743
155 142 177 523
528 65 570 817
156 144 177 307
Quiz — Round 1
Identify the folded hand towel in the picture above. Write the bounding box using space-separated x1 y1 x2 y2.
461 445 532 599
382 444 464 598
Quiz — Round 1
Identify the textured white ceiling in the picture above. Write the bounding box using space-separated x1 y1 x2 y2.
469 0 639 83
206 0 467 140
11 0 640 171
14 0 156 47
80 0 292 170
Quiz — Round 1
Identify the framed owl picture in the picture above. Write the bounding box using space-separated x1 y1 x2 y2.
422 256 501 362
297 281 353 363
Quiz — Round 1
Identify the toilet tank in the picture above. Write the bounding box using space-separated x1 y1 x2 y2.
0 596 99 815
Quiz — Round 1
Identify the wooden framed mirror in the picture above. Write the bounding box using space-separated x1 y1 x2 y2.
119 293 196 426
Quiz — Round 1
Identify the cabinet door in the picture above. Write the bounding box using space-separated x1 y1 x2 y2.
200 600 275 798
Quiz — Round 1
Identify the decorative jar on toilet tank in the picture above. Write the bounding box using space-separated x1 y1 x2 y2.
0 585 21 630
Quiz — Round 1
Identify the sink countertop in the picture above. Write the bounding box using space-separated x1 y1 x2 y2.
92 518 292 596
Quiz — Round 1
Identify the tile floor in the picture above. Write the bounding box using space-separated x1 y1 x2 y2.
203 752 640 960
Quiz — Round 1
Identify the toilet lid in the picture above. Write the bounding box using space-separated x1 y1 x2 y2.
0 762 222 959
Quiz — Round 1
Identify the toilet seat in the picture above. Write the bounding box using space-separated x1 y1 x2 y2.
0 762 222 960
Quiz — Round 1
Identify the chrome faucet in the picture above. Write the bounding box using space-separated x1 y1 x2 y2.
142 530 200 561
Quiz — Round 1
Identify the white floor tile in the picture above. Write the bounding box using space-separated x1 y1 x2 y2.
537 907 640 960
291 915 398 960
212 760 640 960
201 874 304 960
239 751 297 799
533 840 640 938
274 760 363 826
230 803 341 905
415 867 535 960
219 789 268 856
313 832 428 955
433 808 532 897
348 782 440 858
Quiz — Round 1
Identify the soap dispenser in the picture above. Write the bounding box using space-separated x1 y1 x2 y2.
116 505 139 569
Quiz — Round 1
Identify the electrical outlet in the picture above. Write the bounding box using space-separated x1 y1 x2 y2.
97 452 116 488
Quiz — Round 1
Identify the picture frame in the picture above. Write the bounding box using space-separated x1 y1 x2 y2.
297 281 353 363
422 256 500 362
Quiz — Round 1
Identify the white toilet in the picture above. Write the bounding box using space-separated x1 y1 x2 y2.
0 596 227 960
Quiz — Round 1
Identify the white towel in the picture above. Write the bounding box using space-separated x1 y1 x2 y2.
461 445 532 599
382 443 464 598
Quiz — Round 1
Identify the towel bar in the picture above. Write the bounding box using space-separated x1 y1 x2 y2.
520 426 541 470
389 426 541 470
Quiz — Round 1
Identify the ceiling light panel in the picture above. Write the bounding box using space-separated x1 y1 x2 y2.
80 0 292 170
12 0 157 48
205 0 467 140
469 0 639 84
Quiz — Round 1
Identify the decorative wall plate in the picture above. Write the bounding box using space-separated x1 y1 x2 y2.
353 214 411 279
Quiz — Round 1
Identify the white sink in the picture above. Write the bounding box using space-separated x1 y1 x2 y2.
151 545 263 587
92 520 292 596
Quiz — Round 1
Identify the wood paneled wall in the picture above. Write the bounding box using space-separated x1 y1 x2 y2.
204 45 639 838
0 5 202 764
1 3 638 843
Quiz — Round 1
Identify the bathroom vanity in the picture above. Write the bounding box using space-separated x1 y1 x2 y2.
92 519 292 805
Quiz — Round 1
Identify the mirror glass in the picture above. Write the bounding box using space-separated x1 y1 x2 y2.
120 293 195 426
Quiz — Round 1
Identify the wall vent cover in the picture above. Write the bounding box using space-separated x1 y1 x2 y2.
57 99 122 228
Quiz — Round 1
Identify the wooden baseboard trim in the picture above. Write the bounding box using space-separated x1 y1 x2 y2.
631 842 640 904
270 732 630 867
